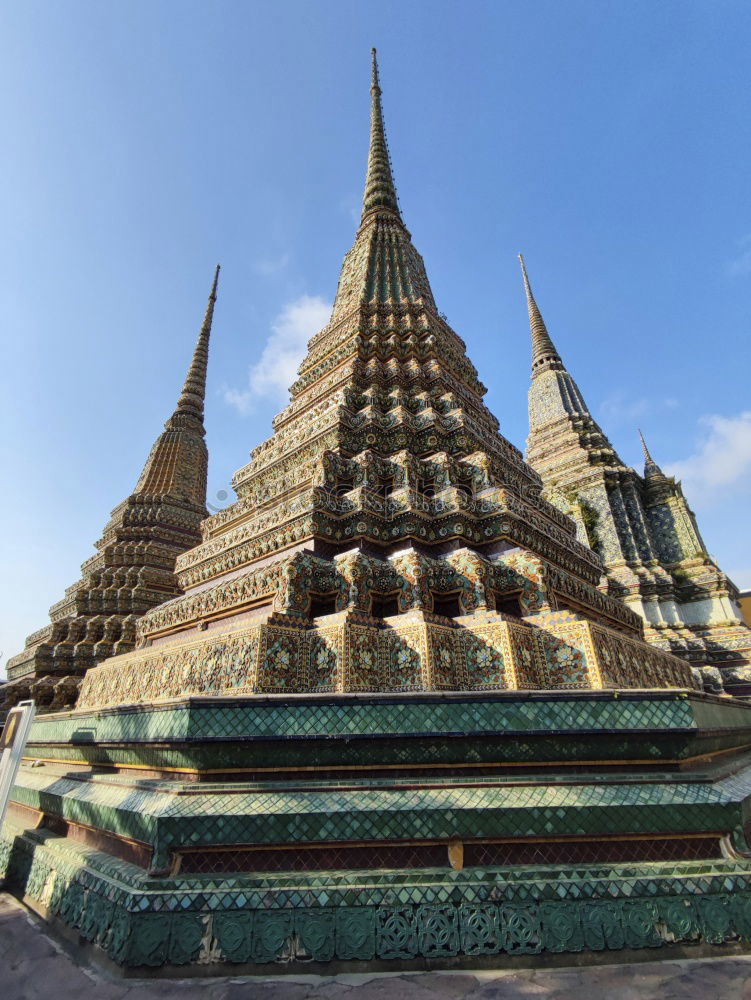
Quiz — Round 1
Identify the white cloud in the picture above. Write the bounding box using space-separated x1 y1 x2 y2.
223 294 331 414
665 411 751 509
223 386 255 417
339 195 360 225
727 233 751 277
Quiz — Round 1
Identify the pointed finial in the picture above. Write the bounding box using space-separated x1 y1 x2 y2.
638 428 667 482
518 254 563 375
362 48 401 220
174 265 221 424
638 428 652 463
518 253 532 295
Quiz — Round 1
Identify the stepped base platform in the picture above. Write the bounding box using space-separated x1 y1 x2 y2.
5 689 751 973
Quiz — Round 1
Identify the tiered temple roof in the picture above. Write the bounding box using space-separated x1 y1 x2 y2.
10 51 751 978
3 267 220 712
78 51 692 709
522 257 751 694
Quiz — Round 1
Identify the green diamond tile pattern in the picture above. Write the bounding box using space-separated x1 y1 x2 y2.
7 691 751 970
10 753 751 871
25 692 705 744
4 816 751 969
21 691 751 774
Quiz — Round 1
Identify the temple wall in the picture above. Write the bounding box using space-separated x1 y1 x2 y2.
77 605 693 710
678 595 742 626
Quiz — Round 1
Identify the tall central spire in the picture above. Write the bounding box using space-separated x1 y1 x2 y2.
518 254 563 374
362 48 401 221
76 48 695 725
329 53 435 319
136 266 220 504
173 264 221 428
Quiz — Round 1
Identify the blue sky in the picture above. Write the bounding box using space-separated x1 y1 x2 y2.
1 1 750 675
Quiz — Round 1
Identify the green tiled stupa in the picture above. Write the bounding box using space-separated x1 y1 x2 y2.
4 50 751 973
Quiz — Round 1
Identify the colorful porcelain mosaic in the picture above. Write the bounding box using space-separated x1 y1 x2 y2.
5 52 750 978
3 270 222 711
69 49 669 712
81 136 691 710
78 606 691 708
4 821 751 969
6 686 751 970
22 688 751 772
521 257 751 692
5 722 751 972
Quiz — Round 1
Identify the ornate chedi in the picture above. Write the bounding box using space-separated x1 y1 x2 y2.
76 53 690 709
6 53 751 975
3 266 220 713
521 256 751 696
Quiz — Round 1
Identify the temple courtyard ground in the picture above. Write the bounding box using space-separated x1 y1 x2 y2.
2 892 750 1000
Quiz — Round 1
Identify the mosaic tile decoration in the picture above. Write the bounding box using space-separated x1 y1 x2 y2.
521 256 751 689
25 689 751 747
2 269 222 708
7 684 751 971
4 816 751 969
73 56 696 713
76 606 692 709
16 689 751 778
7 51 751 978
176 834 724 875
11 750 751 873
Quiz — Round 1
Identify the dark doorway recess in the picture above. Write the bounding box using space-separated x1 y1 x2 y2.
495 592 522 618
372 594 400 617
432 593 463 618
310 594 338 617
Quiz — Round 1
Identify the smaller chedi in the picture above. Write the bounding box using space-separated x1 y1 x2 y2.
520 256 751 696
2 267 220 713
